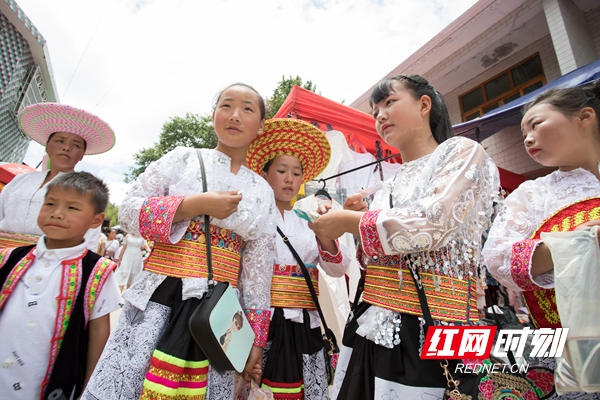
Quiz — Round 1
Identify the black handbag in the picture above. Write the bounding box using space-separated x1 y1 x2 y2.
406 266 555 400
188 149 255 373
276 227 340 385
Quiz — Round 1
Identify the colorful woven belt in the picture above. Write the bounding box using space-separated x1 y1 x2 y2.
362 260 479 323
144 220 243 286
270 263 319 310
0 231 39 249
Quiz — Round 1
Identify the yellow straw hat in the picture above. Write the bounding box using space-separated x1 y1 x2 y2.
246 118 331 183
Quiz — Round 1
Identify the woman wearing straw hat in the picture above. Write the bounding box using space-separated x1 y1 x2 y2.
0 103 115 251
246 118 351 399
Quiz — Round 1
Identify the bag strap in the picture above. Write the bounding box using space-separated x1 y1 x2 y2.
407 266 435 327
276 227 336 346
409 264 519 365
351 273 365 311
196 149 214 291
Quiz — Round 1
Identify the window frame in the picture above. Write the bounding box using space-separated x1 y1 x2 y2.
459 53 546 122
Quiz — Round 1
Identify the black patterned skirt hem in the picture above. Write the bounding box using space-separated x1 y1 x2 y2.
262 308 328 399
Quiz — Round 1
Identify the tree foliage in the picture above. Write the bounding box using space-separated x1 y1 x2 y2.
124 113 217 182
125 77 317 183
266 75 317 119
104 202 119 227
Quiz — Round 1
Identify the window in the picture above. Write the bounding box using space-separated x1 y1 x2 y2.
459 54 546 121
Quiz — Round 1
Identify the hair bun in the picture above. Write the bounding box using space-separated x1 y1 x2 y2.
587 79 600 101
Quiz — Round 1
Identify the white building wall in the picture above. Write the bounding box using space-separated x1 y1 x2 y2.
543 0 597 74
425 0 542 82
584 5 600 59
441 33 561 175
443 35 560 126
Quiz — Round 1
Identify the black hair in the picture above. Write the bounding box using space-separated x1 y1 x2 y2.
233 311 243 327
369 74 454 144
46 171 109 214
213 83 266 120
263 158 275 173
261 156 304 174
47 132 88 152
523 79 600 128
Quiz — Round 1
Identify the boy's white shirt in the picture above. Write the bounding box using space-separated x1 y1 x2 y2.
0 237 121 399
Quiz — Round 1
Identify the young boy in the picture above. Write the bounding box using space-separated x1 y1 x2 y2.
0 172 121 400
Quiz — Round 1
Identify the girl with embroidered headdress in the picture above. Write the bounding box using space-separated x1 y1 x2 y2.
311 74 500 399
246 118 351 399
82 83 277 399
482 81 600 399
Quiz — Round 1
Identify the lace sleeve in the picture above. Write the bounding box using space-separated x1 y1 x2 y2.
239 199 276 346
118 148 193 242
482 185 552 292
360 138 500 257
239 197 276 310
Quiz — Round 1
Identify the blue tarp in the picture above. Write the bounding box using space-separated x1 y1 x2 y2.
453 59 600 141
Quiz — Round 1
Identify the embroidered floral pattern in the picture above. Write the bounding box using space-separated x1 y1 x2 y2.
244 309 271 347
510 239 541 291
359 210 383 257
524 390 538 400
526 368 554 395
318 239 343 263
478 376 494 399
138 196 185 243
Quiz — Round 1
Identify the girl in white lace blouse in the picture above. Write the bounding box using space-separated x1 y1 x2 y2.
482 82 600 398
82 83 277 400
246 118 352 399
312 74 500 400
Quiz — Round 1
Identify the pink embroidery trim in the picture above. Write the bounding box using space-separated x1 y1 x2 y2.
244 309 271 347
318 239 343 264
139 196 185 243
84 257 118 326
510 239 541 291
42 256 82 395
0 249 35 310
0 247 15 269
359 210 384 257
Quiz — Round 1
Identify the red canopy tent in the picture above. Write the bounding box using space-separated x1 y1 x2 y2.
0 163 36 192
274 86 525 191
274 86 400 159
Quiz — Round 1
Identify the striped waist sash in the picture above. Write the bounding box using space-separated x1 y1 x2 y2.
270 263 319 310
363 263 478 323
144 221 243 287
0 231 39 249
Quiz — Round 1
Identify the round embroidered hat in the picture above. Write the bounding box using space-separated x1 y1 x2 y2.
247 118 331 183
18 103 116 155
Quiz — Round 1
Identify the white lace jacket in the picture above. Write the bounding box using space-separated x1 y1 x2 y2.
482 167 600 292
119 147 277 313
355 137 501 346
